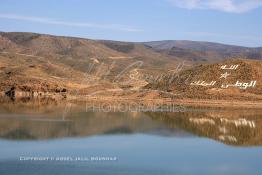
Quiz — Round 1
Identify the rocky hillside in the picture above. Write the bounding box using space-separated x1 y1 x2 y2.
0 32 183 98
146 59 262 100
0 32 182 70
0 32 261 101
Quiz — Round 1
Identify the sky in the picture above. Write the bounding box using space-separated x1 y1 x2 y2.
0 0 262 47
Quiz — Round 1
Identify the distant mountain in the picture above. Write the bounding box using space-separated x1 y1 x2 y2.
144 40 249 52
144 40 262 60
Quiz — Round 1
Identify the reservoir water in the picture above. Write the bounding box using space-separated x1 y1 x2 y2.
0 100 261 175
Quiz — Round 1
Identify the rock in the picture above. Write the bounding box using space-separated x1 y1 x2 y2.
61 88 67 92
5 86 16 98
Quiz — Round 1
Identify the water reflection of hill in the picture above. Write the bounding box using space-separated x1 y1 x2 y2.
0 112 164 140
146 109 262 146
0 101 261 146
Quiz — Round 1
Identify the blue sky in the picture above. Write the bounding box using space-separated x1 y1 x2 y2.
0 0 262 47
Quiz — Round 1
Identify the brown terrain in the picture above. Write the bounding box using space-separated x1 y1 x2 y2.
0 32 261 107
145 59 262 100
0 32 182 98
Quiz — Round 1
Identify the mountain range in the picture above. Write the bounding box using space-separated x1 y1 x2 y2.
144 40 262 61
0 32 261 102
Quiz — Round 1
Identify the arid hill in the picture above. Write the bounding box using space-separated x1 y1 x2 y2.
0 32 261 102
0 32 182 98
146 59 262 101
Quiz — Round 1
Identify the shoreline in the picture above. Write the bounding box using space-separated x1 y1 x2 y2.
68 96 262 109
1 94 262 109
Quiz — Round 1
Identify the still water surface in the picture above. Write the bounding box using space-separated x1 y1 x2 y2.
0 100 261 175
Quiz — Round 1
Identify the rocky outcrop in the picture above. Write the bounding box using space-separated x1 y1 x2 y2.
4 85 67 100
